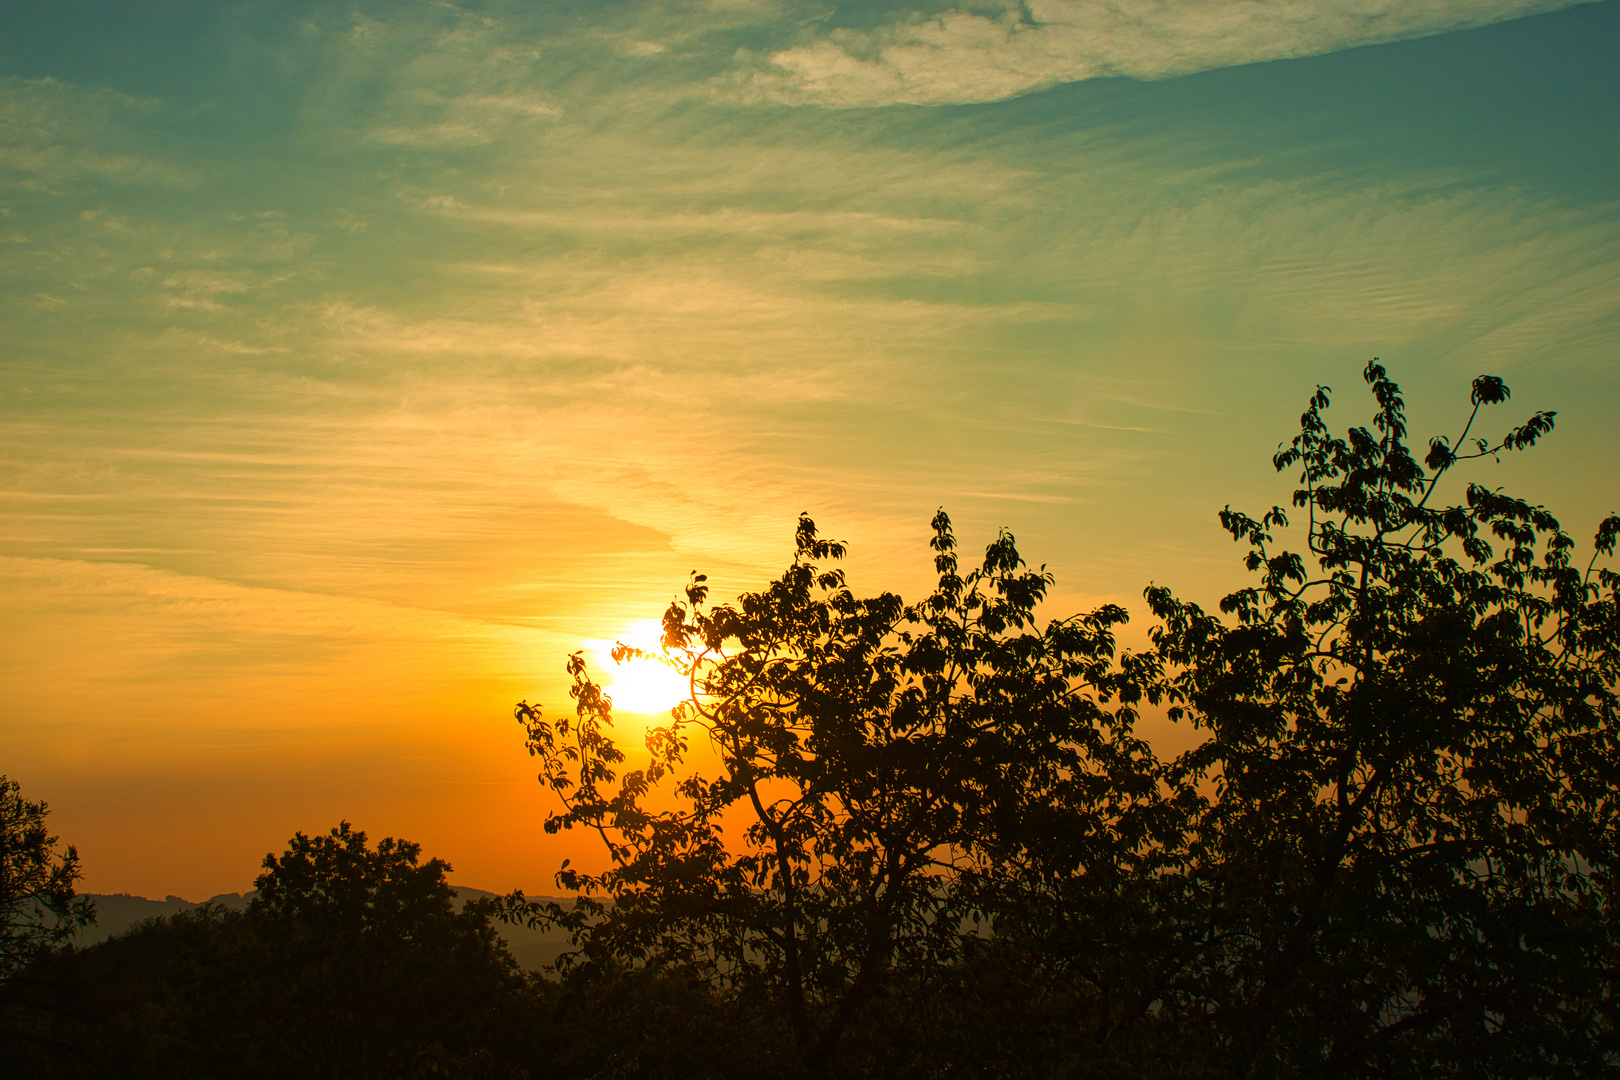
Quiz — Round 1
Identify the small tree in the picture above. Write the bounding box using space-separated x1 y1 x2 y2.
1144 362 1619 1075
513 513 1166 1075
0 776 94 979
5 822 534 1079
225 822 526 1079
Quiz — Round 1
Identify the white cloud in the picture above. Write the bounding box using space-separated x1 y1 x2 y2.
448 92 562 117
0 77 191 189
367 122 495 146
364 89 561 146
739 0 1598 106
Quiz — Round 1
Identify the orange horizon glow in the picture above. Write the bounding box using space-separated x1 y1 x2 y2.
4 2 1616 905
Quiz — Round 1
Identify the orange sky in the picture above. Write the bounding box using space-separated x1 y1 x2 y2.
3 0 1615 900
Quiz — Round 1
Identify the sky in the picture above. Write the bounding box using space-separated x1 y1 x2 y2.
2 0 1616 900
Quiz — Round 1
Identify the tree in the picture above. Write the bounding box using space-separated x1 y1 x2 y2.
1140 362 1619 1075
223 821 528 1079
4 823 537 1080
0 776 94 979
512 513 1167 1076
509 362 1617 1078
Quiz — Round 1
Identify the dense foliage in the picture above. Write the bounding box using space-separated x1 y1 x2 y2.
1136 365 1617 1074
507 508 1166 1073
0 775 94 978
3 823 537 1079
507 363 1616 1078
4 364 1615 1079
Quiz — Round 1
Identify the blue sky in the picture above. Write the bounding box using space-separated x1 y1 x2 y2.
2 0 1615 897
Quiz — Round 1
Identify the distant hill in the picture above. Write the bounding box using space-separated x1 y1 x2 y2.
75 888 577 972
73 891 252 944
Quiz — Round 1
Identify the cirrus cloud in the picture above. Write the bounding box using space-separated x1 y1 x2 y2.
737 0 1598 106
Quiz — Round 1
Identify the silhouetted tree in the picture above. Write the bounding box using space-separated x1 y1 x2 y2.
221 821 530 1078
510 512 1170 1075
0 777 97 1078
510 362 1617 1079
6 824 535 1080
0 776 93 979
1135 362 1618 1076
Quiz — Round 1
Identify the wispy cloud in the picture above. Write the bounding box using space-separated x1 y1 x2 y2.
2 0 1614 895
734 0 1598 106
0 78 192 189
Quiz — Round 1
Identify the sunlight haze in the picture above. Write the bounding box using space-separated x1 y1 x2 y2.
1 0 1615 900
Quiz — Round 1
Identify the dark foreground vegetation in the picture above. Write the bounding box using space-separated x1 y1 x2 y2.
3 364 1616 1078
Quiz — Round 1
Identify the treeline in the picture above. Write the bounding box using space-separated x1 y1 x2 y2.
2 364 1616 1079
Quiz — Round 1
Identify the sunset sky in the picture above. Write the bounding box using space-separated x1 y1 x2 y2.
3 0 1616 900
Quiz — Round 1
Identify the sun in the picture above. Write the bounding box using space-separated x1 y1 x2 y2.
597 619 691 715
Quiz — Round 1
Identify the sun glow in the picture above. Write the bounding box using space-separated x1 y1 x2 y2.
597 619 691 715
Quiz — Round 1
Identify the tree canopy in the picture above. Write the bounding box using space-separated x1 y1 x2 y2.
4 822 539 1080
1137 363 1618 1073
0 776 94 980
512 509 1168 1072
509 362 1617 1078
